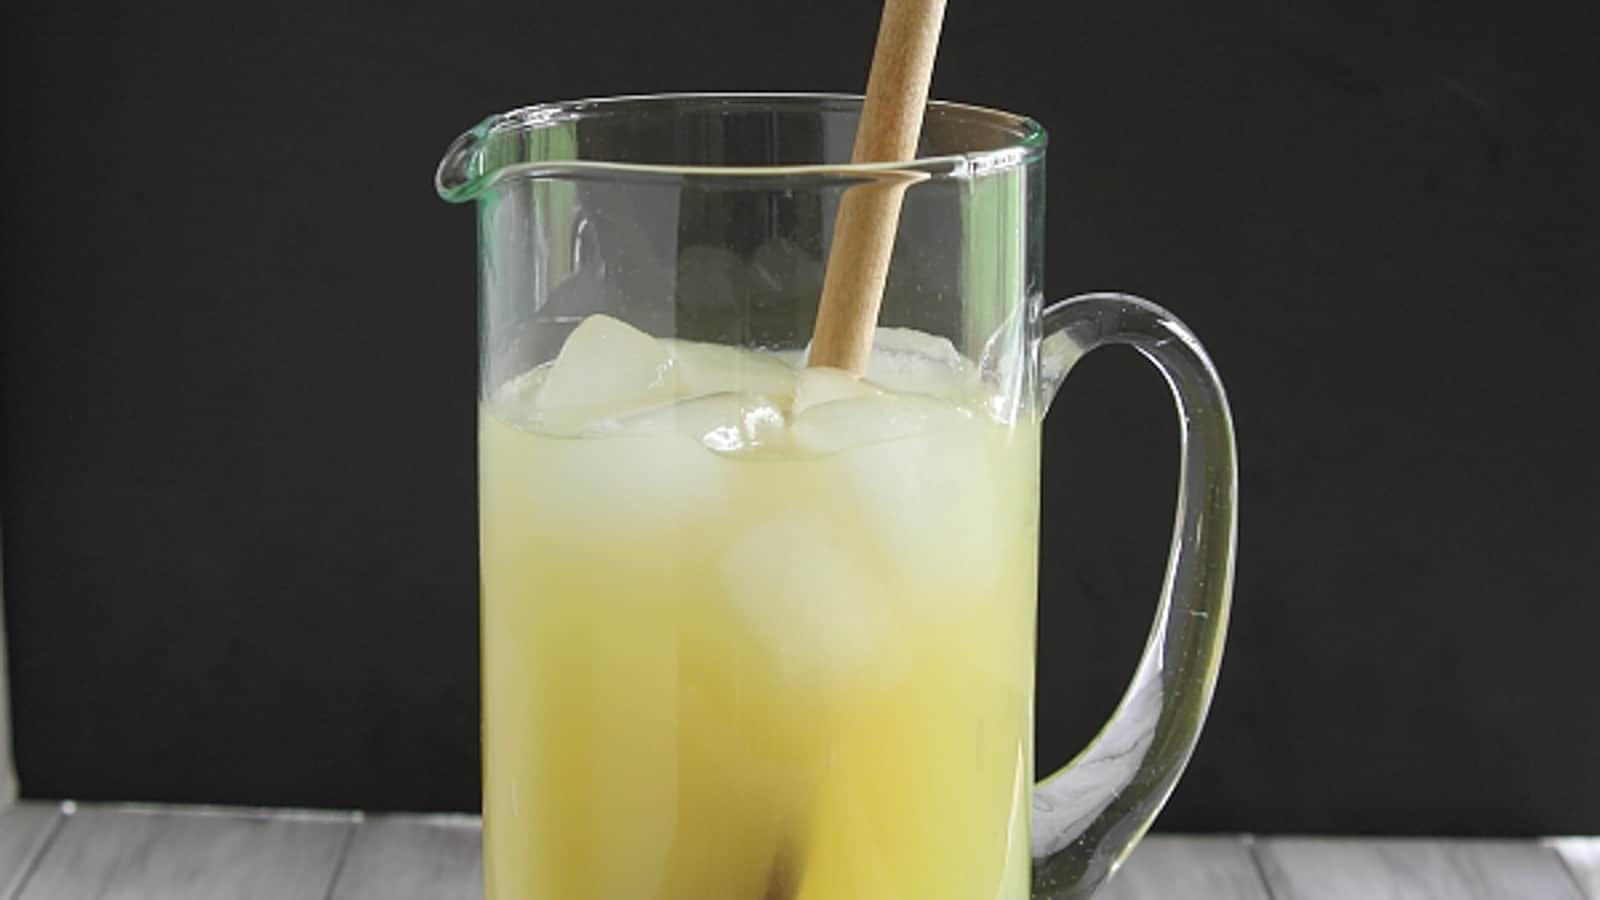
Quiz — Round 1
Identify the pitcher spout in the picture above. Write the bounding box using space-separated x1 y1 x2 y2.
435 116 494 204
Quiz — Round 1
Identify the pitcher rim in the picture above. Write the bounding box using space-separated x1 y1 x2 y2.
435 92 1048 202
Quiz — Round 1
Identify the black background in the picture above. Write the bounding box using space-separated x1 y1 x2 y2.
3 0 1596 834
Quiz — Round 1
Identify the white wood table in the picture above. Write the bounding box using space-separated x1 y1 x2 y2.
0 802 1594 899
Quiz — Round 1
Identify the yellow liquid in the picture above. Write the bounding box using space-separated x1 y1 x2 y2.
480 334 1039 900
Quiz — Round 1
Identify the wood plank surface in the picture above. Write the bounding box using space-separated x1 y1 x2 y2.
12 807 352 900
1256 837 1586 900
1099 835 1272 900
3 804 1597 900
0 804 61 899
327 815 482 900
1550 838 1600 900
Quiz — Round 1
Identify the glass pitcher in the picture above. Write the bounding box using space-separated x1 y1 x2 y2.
437 93 1236 900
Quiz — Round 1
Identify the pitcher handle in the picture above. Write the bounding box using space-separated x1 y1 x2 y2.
1030 293 1238 899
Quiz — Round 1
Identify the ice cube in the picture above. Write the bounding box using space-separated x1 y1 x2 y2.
864 327 979 402
792 367 882 416
660 338 800 401
872 327 965 368
791 392 972 455
772 347 810 369
790 327 978 401
487 418 731 544
534 315 678 434
485 367 549 428
801 401 1011 614
720 513 895 689
620 393 790 455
